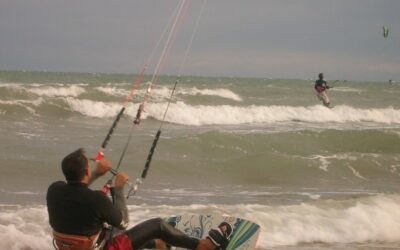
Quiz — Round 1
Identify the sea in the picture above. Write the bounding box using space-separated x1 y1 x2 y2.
0 70 400 250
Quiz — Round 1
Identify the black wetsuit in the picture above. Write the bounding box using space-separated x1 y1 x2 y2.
314 79 328 92
47 181 122 236
47 181 200 250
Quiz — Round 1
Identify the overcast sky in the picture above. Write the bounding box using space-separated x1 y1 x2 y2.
0 0 399 81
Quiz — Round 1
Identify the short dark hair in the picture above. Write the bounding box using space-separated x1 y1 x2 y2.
61 148 88 182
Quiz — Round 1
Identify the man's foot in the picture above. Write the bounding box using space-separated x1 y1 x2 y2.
206 222 233 250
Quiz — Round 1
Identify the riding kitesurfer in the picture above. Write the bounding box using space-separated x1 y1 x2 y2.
47 148 230 250
314 73 331 107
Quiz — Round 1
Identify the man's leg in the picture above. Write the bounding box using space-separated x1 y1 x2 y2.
123 218 201 250
322 92 330 107
317 93 324 102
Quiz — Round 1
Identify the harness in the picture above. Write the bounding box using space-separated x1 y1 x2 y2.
52 231 104 250
315 85 326 93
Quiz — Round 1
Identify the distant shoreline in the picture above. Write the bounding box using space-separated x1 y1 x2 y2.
0 70 391 84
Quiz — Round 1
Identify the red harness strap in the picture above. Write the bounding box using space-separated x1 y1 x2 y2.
105 233 133 250
316 86 326 93
53 231 100 250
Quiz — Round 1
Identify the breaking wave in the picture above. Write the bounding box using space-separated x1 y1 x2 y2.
1 194 400 249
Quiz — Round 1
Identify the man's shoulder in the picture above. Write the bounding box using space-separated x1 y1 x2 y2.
48 180 67 189
47 181 67 201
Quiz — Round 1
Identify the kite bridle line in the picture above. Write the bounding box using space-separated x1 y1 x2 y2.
102 0 187 178
93 0 186 168
116 0 191 197
98 0 191 197
126 0 207 199
138 0 190 112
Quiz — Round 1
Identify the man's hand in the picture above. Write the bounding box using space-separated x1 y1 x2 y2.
115 172 129 188
95 159 112 177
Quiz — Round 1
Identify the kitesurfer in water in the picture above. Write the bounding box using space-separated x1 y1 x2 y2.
47 148 231 250
314 73 331 107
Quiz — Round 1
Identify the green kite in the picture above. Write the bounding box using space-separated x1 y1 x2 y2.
383 26 389 38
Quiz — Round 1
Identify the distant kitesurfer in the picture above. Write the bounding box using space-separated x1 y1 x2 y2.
314 73 331 107
47 148 231 250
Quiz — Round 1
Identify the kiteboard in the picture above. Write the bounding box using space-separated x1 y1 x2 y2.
164 214 261 250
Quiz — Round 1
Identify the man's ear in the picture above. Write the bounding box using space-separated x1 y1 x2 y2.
85 165 90 176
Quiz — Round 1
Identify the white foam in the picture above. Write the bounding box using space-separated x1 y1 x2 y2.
95 86 129 97
0 83 87 97
0 206 53 250
0 83 26 88
1 194 400 249
97 84 243 102
389 165 400 176
347 165 368 180
22 97 400 127
90 83 169 102
318 157 331 172
305 154 358 172
257 194 400 247
0 99 43 114
178 87 242 101
144 103 400 126
0 189 39 195
27 85 85 97
15 132 41 140
64 98 139 118
331 87 363 93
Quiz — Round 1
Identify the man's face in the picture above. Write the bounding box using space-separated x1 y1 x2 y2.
84 154 92 179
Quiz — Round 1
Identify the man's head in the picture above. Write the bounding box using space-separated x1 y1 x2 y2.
61 148 89 182
318 73 324 80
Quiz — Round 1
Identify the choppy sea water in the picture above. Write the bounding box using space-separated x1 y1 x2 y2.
0 71 400 250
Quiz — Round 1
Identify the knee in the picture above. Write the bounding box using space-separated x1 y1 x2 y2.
152 217 163 225
156 217 175 235
149 217 165 233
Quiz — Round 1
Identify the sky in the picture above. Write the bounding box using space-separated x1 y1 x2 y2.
0 0 399 81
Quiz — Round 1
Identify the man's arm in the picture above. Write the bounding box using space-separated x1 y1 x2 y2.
89 159 112 185
88 159 129 229
94 172 130 230
325 81 331 89
112 172 130 229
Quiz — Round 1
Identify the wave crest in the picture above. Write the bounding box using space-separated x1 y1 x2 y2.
146 103 400 126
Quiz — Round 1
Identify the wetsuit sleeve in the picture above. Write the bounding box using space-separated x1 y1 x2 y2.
113 187 129 229
93 191 124 228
